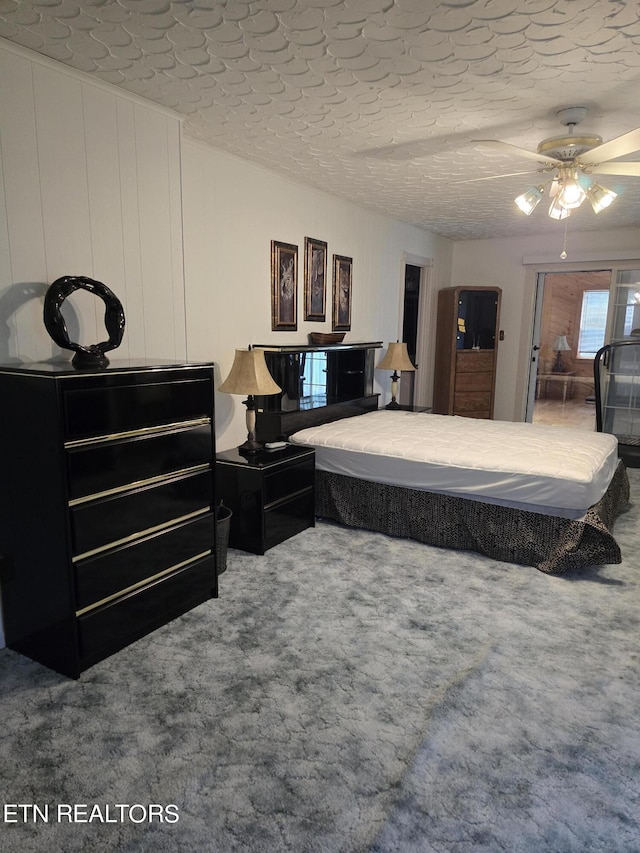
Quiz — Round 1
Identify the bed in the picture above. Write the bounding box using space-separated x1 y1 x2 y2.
289 410 630 574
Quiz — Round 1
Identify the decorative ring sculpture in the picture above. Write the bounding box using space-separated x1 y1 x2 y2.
43 275 125 368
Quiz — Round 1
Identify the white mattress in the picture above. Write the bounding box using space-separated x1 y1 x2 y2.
290 410 619 519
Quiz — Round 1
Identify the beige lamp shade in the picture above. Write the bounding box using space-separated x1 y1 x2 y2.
377 342 415 372
219 348 281 396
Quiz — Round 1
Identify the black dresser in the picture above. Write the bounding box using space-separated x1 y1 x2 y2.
0 359 217 678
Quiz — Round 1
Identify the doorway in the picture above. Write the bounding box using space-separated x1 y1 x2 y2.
528 269 611 430
400 263 421 406
398 258 433 409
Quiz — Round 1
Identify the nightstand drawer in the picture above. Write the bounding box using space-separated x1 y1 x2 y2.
263 455 315 506
67 424 213 500
74 513 215 611
264 488 315 551
77 555 216 665
63 378 213 440
70 469 213 557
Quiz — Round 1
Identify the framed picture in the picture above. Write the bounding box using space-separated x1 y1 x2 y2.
304 237 327 322
271 240 298 331
332 254 352 331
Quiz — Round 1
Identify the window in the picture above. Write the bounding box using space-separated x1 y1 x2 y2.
578 290 609 358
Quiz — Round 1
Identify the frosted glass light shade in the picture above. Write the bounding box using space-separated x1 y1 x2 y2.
586 183 617 214
548 195 571 220
515 186 544 215
556 178 586 210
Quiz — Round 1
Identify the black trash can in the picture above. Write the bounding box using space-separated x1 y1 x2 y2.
216 503 232 575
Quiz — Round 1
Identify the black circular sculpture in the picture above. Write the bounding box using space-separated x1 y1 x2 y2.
44 275 126 368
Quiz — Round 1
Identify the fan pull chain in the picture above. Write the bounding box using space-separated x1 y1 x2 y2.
560 218 569 259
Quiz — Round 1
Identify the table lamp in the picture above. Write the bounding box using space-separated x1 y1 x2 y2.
551 335 571 373
219 347 281 454
376 342 415 409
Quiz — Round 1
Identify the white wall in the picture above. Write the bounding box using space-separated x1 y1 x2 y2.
451 226 640 421
0 42 186 364
0 42 187 648
182 138 452 449
0 40 451 647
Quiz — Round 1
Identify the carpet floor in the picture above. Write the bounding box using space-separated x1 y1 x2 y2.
1 469 639 852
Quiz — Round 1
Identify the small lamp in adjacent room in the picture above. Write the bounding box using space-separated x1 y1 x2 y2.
218 347 281 454
551 335 571 373
376 341 415 410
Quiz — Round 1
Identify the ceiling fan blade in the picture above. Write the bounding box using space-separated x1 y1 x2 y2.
474 140 563 166
585 161 640 177
451 170 544 184
580 128 640 165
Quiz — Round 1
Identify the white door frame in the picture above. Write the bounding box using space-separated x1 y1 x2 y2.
400 252 434 409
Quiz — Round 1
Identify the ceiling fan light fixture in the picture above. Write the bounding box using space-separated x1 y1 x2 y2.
586 182 617 214
514 185 544 215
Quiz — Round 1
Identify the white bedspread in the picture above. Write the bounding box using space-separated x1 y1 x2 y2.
290 410 619 519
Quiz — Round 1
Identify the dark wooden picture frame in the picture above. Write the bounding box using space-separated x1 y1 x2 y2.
271 240 298 331
332 254 352 331
304 236 327 322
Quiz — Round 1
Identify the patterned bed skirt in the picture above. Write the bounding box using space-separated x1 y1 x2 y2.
315 460 631 574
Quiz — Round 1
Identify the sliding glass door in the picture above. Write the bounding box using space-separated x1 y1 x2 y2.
525 263 640 427
607 269 640 341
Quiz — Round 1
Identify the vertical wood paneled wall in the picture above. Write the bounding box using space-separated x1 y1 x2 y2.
0 44 186 364
540 271 611 379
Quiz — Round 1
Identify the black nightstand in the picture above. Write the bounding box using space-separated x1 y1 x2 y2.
216 444 315 555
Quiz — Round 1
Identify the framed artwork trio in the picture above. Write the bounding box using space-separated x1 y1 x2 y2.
271 237 352 333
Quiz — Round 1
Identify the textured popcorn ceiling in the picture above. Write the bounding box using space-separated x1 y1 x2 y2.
2 0 640 240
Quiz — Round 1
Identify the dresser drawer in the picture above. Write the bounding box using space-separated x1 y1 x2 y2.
454 371 493 393
77 555 216 665
456 350 495 373
263 454 315 506
454 391 491 414
70 469 213 557
67 423 213 500
63 378 213 440
74 513 215 611
264 488 315 551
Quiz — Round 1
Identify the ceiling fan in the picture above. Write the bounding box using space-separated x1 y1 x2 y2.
471 107 640 220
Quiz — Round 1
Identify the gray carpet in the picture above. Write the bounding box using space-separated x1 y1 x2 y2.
1 470 639 853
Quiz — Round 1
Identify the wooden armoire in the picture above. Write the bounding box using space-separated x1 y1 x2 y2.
433 286 501 419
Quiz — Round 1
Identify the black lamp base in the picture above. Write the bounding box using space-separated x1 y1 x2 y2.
238 438 263 455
